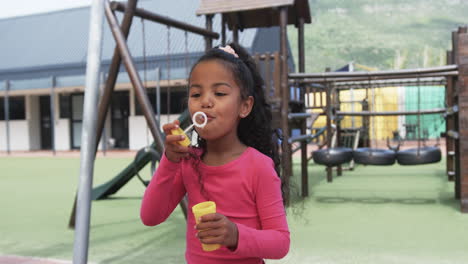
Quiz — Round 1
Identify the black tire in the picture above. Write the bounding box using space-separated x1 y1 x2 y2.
312 147 353 166
396 146 441 165
353 148 396 166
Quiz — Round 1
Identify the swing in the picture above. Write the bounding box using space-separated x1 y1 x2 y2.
352 80 396 165
396 146 441 165
312 123 353 166
312 81 353 167
396 76 442 165
130 19 162 187
353 148 396 165
313 147 353 166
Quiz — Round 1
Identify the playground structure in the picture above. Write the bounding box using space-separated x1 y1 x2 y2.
289 27 467 214
71 0 468 262
78 1 468 216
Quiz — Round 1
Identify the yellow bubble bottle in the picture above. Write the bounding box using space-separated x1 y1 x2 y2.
192 201 221 251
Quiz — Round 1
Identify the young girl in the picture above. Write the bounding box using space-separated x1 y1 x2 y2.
140 43 289 263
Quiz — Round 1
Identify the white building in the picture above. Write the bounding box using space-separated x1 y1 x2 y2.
0 0 293 152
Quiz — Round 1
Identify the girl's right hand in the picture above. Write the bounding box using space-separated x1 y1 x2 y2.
162 120 190 163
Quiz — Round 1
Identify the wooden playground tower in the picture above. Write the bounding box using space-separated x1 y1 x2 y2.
288 26 468 213
451 27 468 213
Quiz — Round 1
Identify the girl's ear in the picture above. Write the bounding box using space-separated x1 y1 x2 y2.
239 96 254 118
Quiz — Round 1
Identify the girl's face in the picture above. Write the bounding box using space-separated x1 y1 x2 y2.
188 60 253 142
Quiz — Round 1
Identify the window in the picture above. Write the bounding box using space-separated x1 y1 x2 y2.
135 89 188 115
0 96 26 120
59 94 71 118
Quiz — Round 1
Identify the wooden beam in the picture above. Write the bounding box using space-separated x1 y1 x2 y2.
337 108 446 116
297 16 308 197
453 30 461 200
279 6 291 205
456 27 468 212
446 50 455 181
289 65 458 79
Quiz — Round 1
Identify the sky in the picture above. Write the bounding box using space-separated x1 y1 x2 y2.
0 0 92 19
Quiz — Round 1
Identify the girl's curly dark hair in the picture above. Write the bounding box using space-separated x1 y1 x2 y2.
188 42 287 205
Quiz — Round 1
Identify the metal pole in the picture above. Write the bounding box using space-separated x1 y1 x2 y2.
4 80 10 155
100 71 107 156
50 77 56 155
104 0 165 153
73 0 105 263
156 67 161 124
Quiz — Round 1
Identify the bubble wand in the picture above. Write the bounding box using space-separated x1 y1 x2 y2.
171 111 208 146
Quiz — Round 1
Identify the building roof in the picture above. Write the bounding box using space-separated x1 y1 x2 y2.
196 0 311 29
197 0 295 14
0 0 293 92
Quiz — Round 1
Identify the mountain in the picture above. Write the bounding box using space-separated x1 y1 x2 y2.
288 0 468 72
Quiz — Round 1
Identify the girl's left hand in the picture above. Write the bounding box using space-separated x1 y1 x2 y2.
195 213 239 250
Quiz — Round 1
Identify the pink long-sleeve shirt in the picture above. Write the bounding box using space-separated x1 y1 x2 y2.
140 147 290 264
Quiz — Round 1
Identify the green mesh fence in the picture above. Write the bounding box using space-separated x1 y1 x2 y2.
404 86 445 139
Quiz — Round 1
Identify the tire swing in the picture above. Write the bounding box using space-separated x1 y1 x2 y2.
312 126 353 183
353 148 396 165
313 147 353 166
312 113 353 166
396 77 442 165
396 146 441 165
352 84 396 166
311 81 352 183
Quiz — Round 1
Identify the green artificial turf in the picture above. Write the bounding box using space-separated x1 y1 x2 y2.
1 156 467 264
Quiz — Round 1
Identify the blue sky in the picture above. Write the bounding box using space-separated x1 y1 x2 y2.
0 0 91 19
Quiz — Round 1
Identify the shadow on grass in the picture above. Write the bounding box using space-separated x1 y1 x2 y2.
286 162 464 214
315 196 437 205
97 196 142 201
